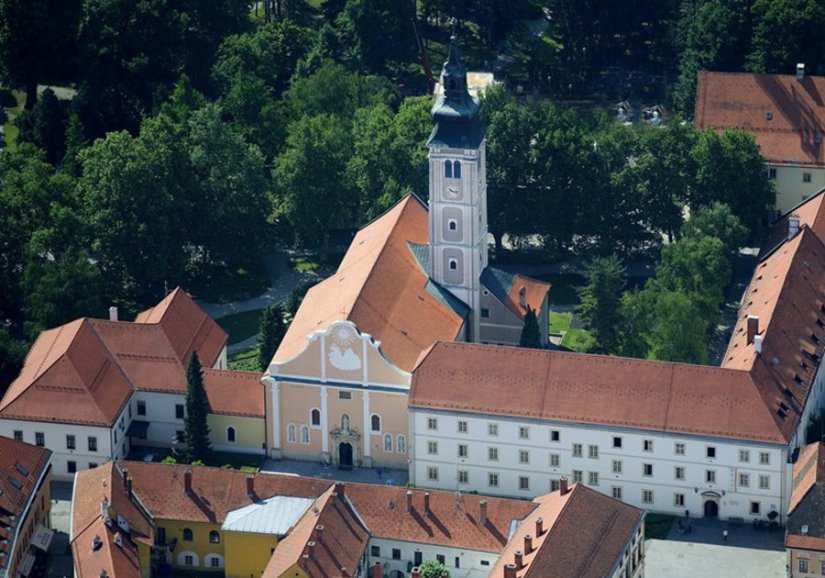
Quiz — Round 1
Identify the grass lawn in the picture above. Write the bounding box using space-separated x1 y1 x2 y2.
216 309 264 345
550 311 572 334
288 251 344 275
560 327 594 352
228 346 261 372
1 89 24 150
645 513 676 540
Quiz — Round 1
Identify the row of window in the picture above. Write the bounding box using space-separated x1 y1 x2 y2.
766 167 814 183
796 558 825 574
444 160 462 179
134 400 185 419
66 461 98 474
286 423 408 453
371 544 489 569
178 528 220 543
425 418 772 464
64 435 98 451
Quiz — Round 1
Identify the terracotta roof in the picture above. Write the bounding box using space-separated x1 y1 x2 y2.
761 189 825 257
695 71 825 165
0 289 230 426
203 369 264 418
789 443 824 515
71 464 153 578
489 484 643 578
263 484 369 578
273 195 466 372
722 227 825 442
786 443 825 550
410 342 785 443
120 463 329 524
0 436 51 520
480 268 550 320
345 483 536 553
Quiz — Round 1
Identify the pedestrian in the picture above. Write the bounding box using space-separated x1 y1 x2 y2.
377 467 382 479
722 529 728 541
688 520 692 534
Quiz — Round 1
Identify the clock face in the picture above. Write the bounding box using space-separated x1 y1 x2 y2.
445 185 461 199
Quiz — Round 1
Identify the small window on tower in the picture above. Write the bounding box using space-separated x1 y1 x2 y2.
445 161 453 178
453 161 462 178
449 259 458 270
448 219 457 231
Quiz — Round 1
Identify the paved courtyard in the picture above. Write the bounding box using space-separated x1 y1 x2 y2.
645 517 787 578
260 458 409 486
46 481 74 578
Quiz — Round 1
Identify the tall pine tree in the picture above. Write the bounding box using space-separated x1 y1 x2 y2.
258 303 287 371
519 307 542 349
184 351 211 463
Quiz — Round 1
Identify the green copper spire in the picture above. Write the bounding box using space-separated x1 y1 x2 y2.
430 28 480 125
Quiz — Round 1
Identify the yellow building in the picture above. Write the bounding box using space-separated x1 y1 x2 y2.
204 369 267 456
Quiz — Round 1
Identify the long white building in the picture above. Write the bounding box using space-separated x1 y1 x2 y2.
409 205 825 523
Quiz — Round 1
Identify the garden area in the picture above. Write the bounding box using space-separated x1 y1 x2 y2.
645 513 676 540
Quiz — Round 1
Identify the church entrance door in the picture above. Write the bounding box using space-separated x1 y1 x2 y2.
703 499 719 518
339 442 353 470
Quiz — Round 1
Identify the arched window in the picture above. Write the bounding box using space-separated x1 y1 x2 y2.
449 259 458 271
209 531 220 544
310 408 321 427
397 434 407 454
448 220 457 231
341 414 350 429
445 161 453 178
287 424 297 443
300 425 310 444
383 433 393 452
226 427 236 443
182 528 193 542
371 414 381 432
453 161 462 178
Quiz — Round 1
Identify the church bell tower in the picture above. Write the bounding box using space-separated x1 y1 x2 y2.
426 31 488 342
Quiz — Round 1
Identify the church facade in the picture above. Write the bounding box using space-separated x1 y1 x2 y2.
262 34 550 467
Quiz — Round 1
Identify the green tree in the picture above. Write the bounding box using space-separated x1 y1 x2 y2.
15 89 70 165
519 307 542 349
576 255 626 353
649 290 709 364
258 304 287 371
335 0 416 75
274 113 352 259
690 129 775 235
748 0 825 75
184 351 212 463
617 289 654 359
0 327 26 395
419 559 450 578
681 202 748 260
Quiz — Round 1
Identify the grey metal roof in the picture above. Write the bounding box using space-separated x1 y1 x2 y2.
406 241 470 319
480 266 517 306
426 119 487 149
221 495 314 535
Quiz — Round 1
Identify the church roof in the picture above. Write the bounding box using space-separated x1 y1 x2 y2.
273 196 467 372
480 267 550 319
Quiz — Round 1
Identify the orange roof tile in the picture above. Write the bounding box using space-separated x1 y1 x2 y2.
203 369 264 418
695 71 825 165
789 443 824 515
411 342 785 443
0 289 231 426
504 275 551 319
72 517 141 578
263 484 369 578
761 189 825 257
120 463 329 524
274 196 466 372
345 483 536 553
722 227 825 442
490 485 643 578
786 443 825 549
0 436 51 520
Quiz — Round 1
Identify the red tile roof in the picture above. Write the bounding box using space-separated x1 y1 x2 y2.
695 71 825 166
410 341 785 443
489 485 643 578
505 275 550 320
203 369 264 418
722 227 825 442
0 436 51 520
0 289 230 426
263 484 369 578
273 196 466 372
785 443 825 550
760 189 825 258
345 484 536 552
120 463 329 523
789 442 824 515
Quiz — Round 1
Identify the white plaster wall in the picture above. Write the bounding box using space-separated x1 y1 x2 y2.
130 391 186 448
409 410 789 522
769 164 825 215
369 538 498 578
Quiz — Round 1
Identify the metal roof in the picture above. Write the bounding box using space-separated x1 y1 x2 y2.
221 496 314 535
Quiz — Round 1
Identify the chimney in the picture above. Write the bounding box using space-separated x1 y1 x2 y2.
407 490 414 512
524 534 533 554
246 475 254 497
535 516 544 536
747 315 760 345
340 567 348 577
480 500 488 525
307 541 316 559
315 525 324 544
184 469 192 493
514 551 524 569
754 334 764 355
109 306 118 322
788 214 801 240
121 467 128 484
411 567 421 578
559 475 569 496
372 561 382 578
424 492 431 515
334 482 345 498
802 524 809 536
797 63 806 82
503 564 518 578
